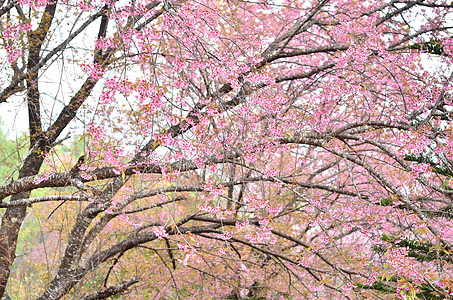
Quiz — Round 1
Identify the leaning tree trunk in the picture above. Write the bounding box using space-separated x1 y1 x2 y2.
0 152 45 296
0 1 57 296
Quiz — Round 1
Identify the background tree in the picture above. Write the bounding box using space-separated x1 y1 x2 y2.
1 0 453 298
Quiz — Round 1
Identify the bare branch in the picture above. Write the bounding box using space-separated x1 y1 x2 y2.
81 278 139 300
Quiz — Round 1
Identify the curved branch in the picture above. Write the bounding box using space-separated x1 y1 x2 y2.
81 278 139 300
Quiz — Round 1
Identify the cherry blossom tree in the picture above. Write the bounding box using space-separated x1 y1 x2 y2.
1 0 453 298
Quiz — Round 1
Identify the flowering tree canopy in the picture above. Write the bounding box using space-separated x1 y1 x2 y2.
1 0 453 298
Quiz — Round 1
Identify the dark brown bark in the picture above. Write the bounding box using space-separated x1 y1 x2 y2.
0 152 45 297
0 1 165 298
0 1 58 296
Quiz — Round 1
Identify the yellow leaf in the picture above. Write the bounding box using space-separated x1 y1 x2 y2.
153 139 161 150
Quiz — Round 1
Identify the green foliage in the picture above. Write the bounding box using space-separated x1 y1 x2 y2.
356 280 396 294
357 276 450 299
371 234 453 298
375 197 407 210
378 197 393 206
440 182 453 191
56 134 86 160
424 205 453 219
409 40 444 55
404 154 453 178
15 213 41 255
379 235 452 263
377 160 453 219
416 283 450 300
0 118 28 183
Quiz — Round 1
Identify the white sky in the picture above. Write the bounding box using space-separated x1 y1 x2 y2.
1 2 451 141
